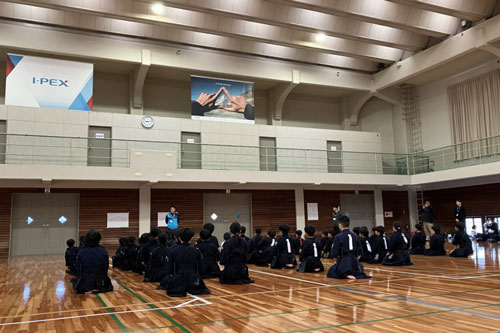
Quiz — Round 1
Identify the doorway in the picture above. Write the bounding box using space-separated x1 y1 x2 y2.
10 193 79 256
181 132 201 169
88 126 112 166
203 193 252 244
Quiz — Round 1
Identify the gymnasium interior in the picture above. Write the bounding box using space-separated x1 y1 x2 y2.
1 0 500 331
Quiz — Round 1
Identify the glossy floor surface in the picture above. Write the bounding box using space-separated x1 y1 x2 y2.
1 242 500 332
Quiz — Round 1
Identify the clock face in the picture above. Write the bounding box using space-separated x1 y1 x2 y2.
141 116 154 128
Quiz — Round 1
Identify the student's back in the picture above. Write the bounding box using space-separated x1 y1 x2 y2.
382 222 413 266
297 227 323 273
220 223 254 284
196 237 221 279
450 225 473 257
65 240 78 275
410 230 426 255
255 233 276 266
271 224 297 269
166 229 210 297
71 230 113 294
425 233 446 256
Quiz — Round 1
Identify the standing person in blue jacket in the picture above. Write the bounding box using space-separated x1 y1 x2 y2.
327 216 371 280
166 206 179 230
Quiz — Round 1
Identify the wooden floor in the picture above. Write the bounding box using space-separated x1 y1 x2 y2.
1 242 500 332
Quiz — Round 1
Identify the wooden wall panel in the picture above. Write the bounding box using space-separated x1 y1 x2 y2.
74 189 139 252
0 189 12 257
150 189 297 236
0 188 139 257
382 191 410 232
151 189 206 234
424 183 500 233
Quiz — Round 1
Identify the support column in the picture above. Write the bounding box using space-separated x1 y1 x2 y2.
139 183 151 235
130 49 151 115
408 188 418 232
374 188 385 227
295 187 306 232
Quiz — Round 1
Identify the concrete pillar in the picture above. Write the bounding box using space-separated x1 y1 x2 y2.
374 188 385 227
408 188 418 232
295 187 305 232
139 183 151 235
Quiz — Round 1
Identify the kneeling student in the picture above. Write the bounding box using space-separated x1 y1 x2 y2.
382 221 413 266
166 228 210 297
369 226 387 264
219 222 254 284
71 230 113 294
297 225 324 273
358 227 374 263
196 229 221 279
424 224 446 256
271 224 297 269
327 216 371 280
410 224 426 255
450 222 473 258
144 232 170 282
65 239 78 275
255 230 276 266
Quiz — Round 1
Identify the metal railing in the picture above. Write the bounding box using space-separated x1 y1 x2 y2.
1 132 500 175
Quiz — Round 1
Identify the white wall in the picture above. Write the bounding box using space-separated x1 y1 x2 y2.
359 98 395 153
282 93 341 130
93 72 130 114
419 60 500 150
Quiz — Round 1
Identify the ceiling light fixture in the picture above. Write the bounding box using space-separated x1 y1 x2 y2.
152 2 164 14
315 33 326 42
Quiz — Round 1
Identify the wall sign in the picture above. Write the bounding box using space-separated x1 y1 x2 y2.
307 203 319 221
191 76 255 124
107 212 129 228
5 53 93 111
384 211 393 218
157 212 168 227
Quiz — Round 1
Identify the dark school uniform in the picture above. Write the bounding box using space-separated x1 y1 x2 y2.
382 231 413 266
219 237 254 285
196 235 219 249
369 235 388 263
294 237 303 255
133 244 146 275
455 206 466 223
71 246 113 294
196 240 221 279
247 236 264 264
255 237 276 266
410 232 426 255
327 229 370 279
156 242 179 290
112 245 127 269
121 245 137 271
143 244 169 282
424 234 447 256
358 238 374 263
297 238 324 273
166 243 210 297
271 235 297 269
65 246 78 275
450 230 473 257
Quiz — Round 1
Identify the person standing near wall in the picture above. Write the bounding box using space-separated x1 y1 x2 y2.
166 206 180 230
455 200 466 223
332 205 342 236
419 200 434 241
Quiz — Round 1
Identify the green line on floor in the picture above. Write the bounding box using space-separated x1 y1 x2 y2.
111 277 190 333
96 293 128 332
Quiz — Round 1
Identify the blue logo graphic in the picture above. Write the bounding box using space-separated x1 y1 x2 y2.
58 216 67 224
32 77 69 87
236 213 241 219
26 216 34 225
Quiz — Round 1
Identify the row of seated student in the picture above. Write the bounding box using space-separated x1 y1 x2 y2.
64 218 474 295
474 219 500 242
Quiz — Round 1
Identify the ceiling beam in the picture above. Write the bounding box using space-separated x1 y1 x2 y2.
269 0 457 38
154 0 426 52
374 15 500 90
1 1 395 65
386 0 489 22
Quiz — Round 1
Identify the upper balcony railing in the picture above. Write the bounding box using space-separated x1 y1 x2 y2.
0 133 499 175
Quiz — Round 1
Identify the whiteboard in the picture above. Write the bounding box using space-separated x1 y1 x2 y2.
107 212 129 228
158 212 168 227
307 203 319 221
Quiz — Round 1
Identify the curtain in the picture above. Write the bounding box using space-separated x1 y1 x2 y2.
448 69 500 159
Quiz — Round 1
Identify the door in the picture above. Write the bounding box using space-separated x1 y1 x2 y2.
10 193 79 256
204 193 252 244
88 126 112 166
0 120 6 164
327 141 342 173
259 137 277 171
181 132 201 169
339 193 375 230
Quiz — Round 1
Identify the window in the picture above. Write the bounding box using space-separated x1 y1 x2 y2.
465 217 482 235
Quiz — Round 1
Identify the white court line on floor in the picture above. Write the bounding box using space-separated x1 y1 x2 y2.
0 295 210 327
366 267 500 280
248 269 330 287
